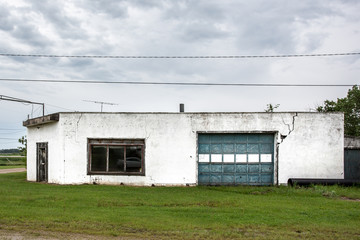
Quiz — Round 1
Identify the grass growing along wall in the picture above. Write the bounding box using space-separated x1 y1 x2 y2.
0 172 359 239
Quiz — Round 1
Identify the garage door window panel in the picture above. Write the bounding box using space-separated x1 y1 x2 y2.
261 154 272 163
260 135 274 143
260 144 272 153
236 144 247 153
211 135 223 143
199 144 210 154
235 135 247 143
222 144 234 153
223 154 234 162
211 144 222 154
248 144 259 153
224 165 235 173
236 175 247 183
211 154 222 162
248 154 260 162
199 154 210 162
248 135 260 142
223 135 235 143
236 154 247 163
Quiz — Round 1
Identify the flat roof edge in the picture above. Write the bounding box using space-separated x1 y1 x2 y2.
51 111 344 114
22 111 344 126
23 113 59 127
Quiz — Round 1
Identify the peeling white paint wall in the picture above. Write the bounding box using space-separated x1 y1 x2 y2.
26 112 344 185
26 122 64 183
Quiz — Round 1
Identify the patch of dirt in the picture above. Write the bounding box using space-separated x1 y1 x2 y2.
340 197 360 202
0 168 26 174
0 229 143 240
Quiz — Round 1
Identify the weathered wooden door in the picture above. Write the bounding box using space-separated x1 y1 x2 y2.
37 142 48 182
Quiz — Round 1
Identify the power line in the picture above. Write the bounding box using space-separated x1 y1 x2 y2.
0 128 23 130
0 52 359 59
0 130 25 134
0 78 356 87
46 103 75 112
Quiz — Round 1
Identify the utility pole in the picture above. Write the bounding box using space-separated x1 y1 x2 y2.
0 95 45 116
83 100 118 112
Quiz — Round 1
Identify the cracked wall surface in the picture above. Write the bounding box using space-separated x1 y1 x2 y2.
279 113 298 142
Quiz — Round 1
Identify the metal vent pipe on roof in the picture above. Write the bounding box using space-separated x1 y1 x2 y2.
180 103 185 112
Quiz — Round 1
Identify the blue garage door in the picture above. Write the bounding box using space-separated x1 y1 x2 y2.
198 133 275 185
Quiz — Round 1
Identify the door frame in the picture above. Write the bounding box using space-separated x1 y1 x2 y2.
36 142 48 182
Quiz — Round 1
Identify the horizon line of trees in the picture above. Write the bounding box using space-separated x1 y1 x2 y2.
0 148 21 154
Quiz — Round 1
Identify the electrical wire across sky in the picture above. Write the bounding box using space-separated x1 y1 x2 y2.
0 78 356 87
0 52 358 87
0 52 360 59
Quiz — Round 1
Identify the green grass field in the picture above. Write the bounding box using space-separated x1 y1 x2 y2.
0 165 25 169
0 172 359 239
0 152 23 156
0 156 26 166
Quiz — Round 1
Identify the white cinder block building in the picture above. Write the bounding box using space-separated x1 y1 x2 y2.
23 112 344 186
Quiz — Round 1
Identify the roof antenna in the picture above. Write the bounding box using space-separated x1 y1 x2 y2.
83 100 118 112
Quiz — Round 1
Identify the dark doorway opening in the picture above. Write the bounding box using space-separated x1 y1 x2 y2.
37 142 48 182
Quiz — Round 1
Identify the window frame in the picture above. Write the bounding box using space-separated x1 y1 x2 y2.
87 138 145 176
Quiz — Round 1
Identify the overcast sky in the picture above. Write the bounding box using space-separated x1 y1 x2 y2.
0 0 359 149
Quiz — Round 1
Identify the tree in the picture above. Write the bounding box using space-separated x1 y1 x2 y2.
317 85 360 136
265 103 280 112
18 135 27 156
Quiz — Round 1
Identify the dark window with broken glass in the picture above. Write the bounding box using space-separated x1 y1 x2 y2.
88 139 144 175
